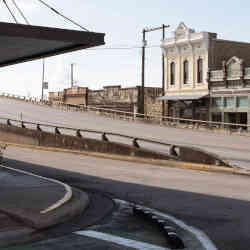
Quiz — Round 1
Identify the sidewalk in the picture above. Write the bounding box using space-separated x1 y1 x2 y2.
0 164 89 229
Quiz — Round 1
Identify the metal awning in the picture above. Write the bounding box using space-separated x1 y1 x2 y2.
157 93 208 101
0 22 105 67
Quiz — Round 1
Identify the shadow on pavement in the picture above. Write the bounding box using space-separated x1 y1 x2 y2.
3 158 250 250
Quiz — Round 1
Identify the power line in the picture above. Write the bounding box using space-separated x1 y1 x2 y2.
2 0 18 23
86 45 160 51
11 0 30 25
36 0 89 32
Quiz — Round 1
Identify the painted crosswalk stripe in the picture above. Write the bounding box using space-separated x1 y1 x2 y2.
75 230 168 250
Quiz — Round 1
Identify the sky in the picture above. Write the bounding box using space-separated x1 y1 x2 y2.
0 0 249 98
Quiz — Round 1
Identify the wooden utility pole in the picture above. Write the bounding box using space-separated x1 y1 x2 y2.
141 29 146 114
41 59 45 101
162 24 166 117
71 63 74 88
141 24 169 115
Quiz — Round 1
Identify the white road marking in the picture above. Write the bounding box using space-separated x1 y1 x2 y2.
75 230 168 250
0 164 73 214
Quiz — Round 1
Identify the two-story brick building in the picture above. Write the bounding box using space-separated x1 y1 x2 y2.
159 22 250 129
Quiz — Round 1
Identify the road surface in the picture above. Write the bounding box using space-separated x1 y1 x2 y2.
0 98 249 169
3 146 250 250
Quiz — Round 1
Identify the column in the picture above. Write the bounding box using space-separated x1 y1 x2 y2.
248 95 250 132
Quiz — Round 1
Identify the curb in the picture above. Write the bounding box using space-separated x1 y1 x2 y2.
2 141 250 177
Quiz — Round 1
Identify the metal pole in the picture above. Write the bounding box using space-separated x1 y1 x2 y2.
162 24 166 117
141 29 146 115
41 59 45 101
71 63 74 88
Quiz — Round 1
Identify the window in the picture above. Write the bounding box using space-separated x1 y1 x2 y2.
183 60 189 84
237 96 248 108
170 62 175 85
197 58 203 83
225 97 234 108
213 97 223 108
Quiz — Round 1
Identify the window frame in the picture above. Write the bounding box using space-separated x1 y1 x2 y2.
183 60 189 84
170 62 175 85
197 58 203 83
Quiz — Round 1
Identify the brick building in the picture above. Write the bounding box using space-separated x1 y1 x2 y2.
159 22 250 129
49 85 162 116
49 86 88 106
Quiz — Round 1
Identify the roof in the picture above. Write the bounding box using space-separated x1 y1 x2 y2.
157 93 208 101
0 22 105 67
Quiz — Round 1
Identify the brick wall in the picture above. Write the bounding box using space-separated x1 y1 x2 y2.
143 87 163 117
212 39 250 69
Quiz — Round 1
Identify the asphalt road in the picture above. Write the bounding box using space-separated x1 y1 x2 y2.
0 98 249 169
3 146 250 250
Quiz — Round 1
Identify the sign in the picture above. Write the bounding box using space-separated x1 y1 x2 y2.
43 82 48 89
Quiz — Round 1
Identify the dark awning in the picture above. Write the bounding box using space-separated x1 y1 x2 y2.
0 22 105 67
157 93 208 101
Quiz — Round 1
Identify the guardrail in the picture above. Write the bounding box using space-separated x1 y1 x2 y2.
0 116 230 167
1 116 172 149
1 91 249 133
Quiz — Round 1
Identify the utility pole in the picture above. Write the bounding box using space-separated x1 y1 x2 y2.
41 59 45 101
141 24 170 115
162 24 166 117
141 29 146 114
71 63 74 88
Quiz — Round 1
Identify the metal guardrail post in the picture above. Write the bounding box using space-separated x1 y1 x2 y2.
55 127 61 135
133 138 140 148
102 133 109 142
37 124 42 131
76 129 82 138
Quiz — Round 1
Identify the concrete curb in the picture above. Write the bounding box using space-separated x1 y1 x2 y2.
0 164 72 214
2 141 250 177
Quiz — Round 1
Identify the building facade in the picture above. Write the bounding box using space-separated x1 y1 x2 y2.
49 86 88 106
209 56 250 128
49 85 162 116
160 22 250 128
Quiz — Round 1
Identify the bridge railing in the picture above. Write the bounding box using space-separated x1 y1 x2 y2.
0 91 249 133
0 116 229 167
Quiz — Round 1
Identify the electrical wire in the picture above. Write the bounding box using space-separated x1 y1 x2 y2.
86 45 160 51
11 0 30 25
36 0 89 32
2 0 18 23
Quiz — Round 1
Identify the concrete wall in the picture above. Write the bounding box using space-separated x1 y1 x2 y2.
0 123 230 167
178 146 227 166
0 124 174 161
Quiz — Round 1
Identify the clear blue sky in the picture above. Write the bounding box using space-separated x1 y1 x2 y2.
0 0 249 98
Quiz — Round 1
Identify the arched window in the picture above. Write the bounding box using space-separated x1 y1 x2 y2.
197 58 203 83
170 62 175 85
183 60 189 84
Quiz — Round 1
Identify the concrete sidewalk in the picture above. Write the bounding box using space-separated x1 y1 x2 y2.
0 165 89 229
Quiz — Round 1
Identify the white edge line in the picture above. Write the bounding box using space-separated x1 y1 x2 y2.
115 199 218 250
75 230 167 250
0 164 72 214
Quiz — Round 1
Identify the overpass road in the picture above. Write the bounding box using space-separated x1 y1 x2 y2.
0 98 249 169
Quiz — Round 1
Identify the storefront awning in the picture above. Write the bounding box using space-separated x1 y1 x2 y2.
0 22 105 67
157 93 208 101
